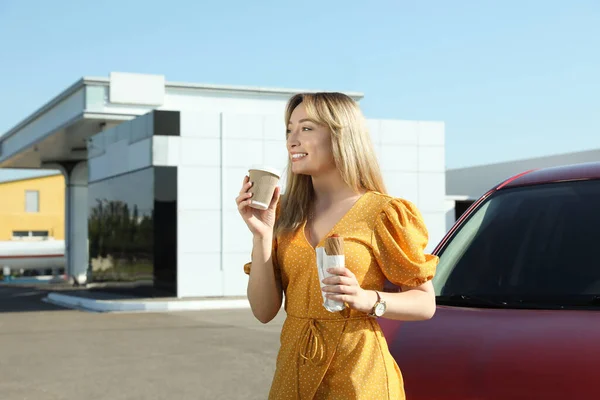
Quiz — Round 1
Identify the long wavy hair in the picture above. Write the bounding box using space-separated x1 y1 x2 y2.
275 92 387 236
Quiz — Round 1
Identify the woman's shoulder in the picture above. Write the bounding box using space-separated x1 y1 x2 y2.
367 191 417 212
366 191 425 225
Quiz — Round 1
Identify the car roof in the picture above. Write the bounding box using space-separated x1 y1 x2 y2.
497 161 600 190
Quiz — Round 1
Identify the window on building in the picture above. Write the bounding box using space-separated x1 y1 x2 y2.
12 231 30 238
12 230 50 240
25 190 39 213
31 231 49 237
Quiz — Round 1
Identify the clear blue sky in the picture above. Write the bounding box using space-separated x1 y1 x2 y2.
0 0 598 168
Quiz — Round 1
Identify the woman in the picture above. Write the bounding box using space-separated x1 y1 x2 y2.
236 92 439 399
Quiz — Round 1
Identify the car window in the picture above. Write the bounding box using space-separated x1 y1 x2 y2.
433 179 600 300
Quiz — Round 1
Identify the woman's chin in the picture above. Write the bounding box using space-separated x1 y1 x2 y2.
291 164 308 175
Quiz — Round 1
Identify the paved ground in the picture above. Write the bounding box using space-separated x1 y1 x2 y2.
0 285 284 400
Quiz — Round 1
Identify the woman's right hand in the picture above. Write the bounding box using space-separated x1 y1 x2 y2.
236 175 281 239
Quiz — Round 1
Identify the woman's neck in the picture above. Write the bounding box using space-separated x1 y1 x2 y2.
311 169 364 208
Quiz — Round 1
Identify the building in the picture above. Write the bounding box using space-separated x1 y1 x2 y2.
0 169 66 277
0 72 447 298
0 170 65 241
445 149 600 230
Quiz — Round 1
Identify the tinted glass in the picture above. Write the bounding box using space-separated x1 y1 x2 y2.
434 180 600 300
88 168 154 286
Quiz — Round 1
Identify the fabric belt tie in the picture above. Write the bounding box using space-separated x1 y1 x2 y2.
297 318 326 364
290 313 372 399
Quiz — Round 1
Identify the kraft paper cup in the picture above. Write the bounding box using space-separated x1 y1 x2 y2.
248 166 281 210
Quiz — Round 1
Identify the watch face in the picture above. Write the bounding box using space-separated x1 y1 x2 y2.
375 302 386 316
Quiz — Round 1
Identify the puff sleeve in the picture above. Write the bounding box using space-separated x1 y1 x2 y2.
372 198 439 287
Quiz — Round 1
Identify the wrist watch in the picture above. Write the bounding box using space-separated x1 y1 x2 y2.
368 291 387 317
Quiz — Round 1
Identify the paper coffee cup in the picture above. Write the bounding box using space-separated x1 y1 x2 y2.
248 166 281 210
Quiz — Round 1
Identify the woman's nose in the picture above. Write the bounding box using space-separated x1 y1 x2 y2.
287 131 300 148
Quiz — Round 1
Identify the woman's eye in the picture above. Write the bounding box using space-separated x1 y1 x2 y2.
286 126 311 136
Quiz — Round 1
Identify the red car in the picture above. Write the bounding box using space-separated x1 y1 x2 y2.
381 161 600 400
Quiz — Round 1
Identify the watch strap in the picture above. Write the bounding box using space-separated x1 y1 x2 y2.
368 291 382 317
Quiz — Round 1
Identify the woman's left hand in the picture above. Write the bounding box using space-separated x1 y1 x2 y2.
321 267 376 314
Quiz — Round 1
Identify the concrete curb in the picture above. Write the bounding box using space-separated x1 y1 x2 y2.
44 292 252 313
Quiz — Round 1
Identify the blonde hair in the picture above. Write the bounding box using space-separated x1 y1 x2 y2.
275 92 387 236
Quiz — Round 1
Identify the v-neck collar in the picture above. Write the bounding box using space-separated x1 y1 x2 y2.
301 191 371 249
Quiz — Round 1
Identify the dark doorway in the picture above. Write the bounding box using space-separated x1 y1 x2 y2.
455 200 475 221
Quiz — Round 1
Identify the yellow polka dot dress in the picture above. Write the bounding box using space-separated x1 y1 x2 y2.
244 191 439 399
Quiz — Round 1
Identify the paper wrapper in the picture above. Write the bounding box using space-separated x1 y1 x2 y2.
316 235 346 313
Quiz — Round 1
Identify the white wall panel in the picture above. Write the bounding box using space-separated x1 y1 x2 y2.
180 137 220 167
264 114 285 141
109 72 165 106
382 171 419 204
380 145 419 172
222 113 264 140
178 210 221 254
263 140 288 173
180 111 221 138
418 121 445 146
222 211 253 254
366 119 382 146
178 166 220 210
418 146 446 172
417 172 446 213
177 253 223 297
223 253 252 296
380 119 419 145
223 139 263 168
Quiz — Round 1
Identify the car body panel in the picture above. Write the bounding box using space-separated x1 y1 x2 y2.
381 306 600 399
382 161 600 399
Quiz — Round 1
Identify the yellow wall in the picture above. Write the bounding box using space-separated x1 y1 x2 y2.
0 174 65 241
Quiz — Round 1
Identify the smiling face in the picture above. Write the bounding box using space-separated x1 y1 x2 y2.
286 102 337 177
275 92 387 236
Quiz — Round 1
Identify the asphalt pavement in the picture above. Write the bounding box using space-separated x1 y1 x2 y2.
0 284 284 400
